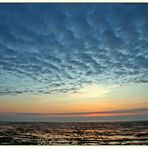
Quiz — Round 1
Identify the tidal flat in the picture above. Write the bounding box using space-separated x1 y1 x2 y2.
0 121 148 145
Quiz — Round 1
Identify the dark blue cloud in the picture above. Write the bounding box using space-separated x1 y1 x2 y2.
0 108 148 122
11 108 148 116
0 3 148 95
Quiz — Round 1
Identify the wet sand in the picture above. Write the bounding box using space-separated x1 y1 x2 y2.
0 121 148 145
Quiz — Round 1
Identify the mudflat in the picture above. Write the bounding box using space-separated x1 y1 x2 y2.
0 121 148 145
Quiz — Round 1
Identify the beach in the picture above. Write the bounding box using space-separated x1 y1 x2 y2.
0 121 148 145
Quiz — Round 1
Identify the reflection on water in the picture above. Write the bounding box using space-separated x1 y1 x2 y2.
0 121 148 145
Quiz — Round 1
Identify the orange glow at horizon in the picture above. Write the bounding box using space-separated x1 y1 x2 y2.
0 83 148 115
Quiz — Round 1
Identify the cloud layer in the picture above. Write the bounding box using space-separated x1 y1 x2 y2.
0 108 148 122
0 4 148 95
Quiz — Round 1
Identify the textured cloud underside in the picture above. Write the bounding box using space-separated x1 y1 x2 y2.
0 4 148 95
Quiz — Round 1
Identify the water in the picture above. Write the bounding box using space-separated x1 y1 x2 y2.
0 121 148 145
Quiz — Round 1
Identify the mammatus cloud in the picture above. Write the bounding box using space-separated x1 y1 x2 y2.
0 4 148 95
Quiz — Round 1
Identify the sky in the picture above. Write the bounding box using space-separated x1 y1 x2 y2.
0 3 148 122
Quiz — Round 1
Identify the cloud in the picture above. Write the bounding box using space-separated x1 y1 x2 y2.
1 108 148 117
69 84 111 99
0 4 148 95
